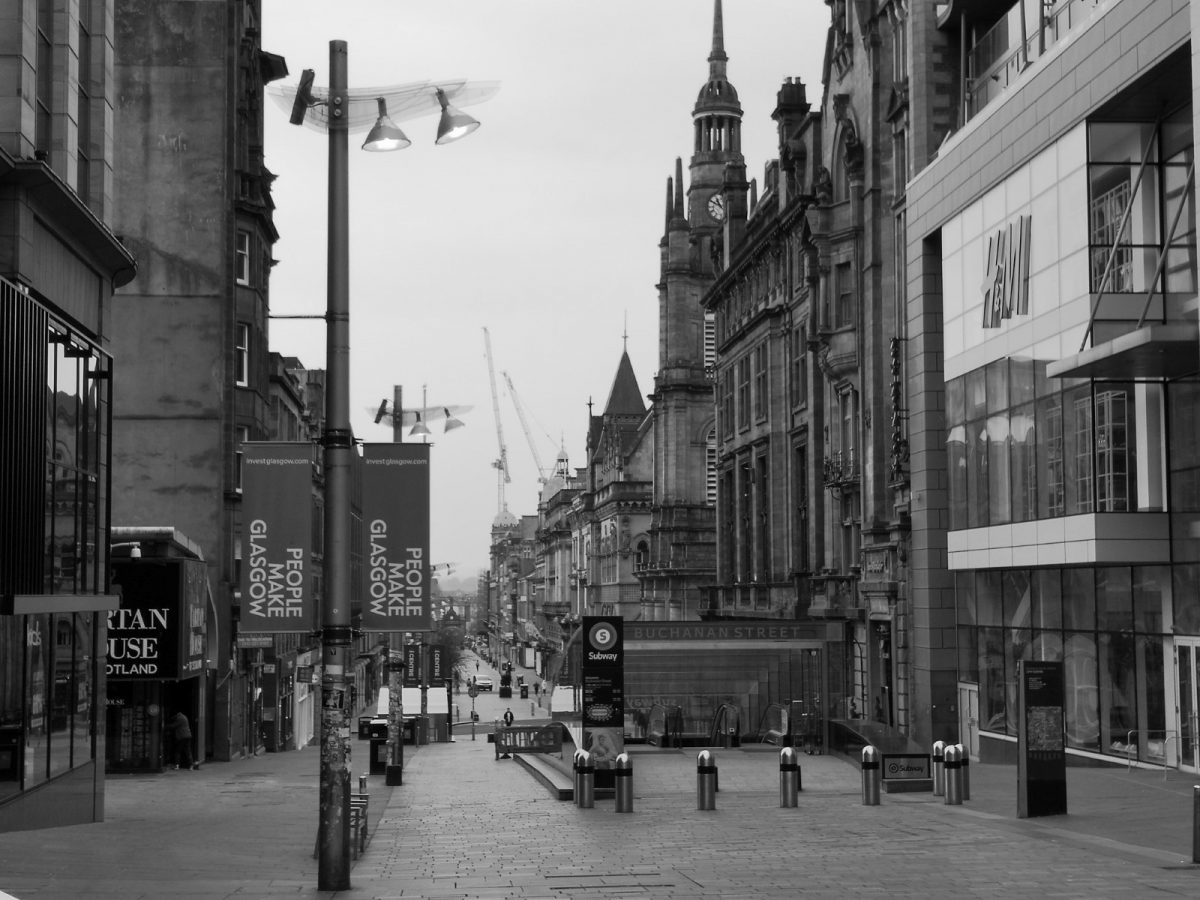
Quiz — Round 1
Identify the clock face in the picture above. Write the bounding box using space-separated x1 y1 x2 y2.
707 193 726 222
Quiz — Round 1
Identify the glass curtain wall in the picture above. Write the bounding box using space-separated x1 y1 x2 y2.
0 281 110 803
956 565 1169 762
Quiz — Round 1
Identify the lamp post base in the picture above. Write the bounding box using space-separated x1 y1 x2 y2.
385 764 404 786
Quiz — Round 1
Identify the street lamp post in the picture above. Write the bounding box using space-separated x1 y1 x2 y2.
278 40 495 892
317 41 354 892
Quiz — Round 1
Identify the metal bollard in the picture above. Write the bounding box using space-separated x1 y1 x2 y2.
697 750 717 810
359 774 367 793
577 749 595 809
614 753 633 813
944 743 963 805
931 740 946 797
1193 785 1200 864
862 745 881 805
956 743 970 801
572 749 586 806
779 747 799 808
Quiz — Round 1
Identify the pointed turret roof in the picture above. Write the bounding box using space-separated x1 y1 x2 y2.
603 350 646 419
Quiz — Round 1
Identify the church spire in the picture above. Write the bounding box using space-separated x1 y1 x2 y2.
709 0 727 80
692 0 742 156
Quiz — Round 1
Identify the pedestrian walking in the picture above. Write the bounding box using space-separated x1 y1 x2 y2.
534 682 540 698
502 708 514 727
168 711 198 770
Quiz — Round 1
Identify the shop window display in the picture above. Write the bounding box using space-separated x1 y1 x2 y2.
959 565 1175 761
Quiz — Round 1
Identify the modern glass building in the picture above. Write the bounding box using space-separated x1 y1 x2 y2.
0 275 123 830
1 0 135 830
906 0 1197 766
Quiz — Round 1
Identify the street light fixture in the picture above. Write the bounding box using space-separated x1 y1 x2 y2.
274 41 495 892
362 98 410 151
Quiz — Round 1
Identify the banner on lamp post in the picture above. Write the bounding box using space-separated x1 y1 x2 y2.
361 442 431 631
239 442 316 633
429 644 446 686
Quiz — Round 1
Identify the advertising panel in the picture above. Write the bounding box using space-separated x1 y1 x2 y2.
361 443 431 631
108 558 206 680
581 616 624 770
240 443 315 633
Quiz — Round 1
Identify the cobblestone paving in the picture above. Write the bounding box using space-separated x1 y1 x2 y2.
353 737 1200 900
2 658 1198 900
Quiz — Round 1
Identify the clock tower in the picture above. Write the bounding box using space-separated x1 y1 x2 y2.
640 0 743 619
688 0 744 233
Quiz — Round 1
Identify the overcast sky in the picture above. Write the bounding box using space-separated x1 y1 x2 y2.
261 0 827 578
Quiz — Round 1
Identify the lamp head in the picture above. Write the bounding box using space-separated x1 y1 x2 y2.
363 97 411 151
409 411 431 437
435 87 481 144
444 408 465 431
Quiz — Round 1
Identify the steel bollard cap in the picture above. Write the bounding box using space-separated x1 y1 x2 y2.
614 752 631 771
696 749 715 767
780 746 798 765
862 745 879 763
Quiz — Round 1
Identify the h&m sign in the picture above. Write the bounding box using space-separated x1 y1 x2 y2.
982 215 1031 328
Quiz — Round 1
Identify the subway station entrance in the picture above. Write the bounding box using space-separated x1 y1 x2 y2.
622 620 845 747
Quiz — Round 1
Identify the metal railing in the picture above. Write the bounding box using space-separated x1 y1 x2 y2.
1122 729 1181 779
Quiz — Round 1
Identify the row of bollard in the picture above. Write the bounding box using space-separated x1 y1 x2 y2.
861 741 971 806
573 748 805 812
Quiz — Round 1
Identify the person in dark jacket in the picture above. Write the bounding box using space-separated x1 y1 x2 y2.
169 711 198 770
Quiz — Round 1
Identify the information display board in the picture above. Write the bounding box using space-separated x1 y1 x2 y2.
581 616 624 770
1017 659 1067 818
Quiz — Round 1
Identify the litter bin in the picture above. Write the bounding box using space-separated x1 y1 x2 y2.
520 685 529 699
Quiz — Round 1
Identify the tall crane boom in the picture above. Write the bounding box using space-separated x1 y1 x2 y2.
482 328 511 517
503 371 548 483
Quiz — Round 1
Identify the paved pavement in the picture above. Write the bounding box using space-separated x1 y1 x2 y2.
2 654 1200 899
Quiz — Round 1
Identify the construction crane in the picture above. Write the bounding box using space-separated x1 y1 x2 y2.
503 371 549 483
482 327 512 519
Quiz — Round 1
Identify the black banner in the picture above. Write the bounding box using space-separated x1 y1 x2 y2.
361 443 431 631
240 443 316 632
429 645 446 686
403 643 421 688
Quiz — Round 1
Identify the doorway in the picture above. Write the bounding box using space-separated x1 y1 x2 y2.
957 682 979 761
1176 639 1200 772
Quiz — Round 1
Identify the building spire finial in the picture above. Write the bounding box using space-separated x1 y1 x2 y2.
674 157 685 222
709 0 728 78
665 175 674 235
